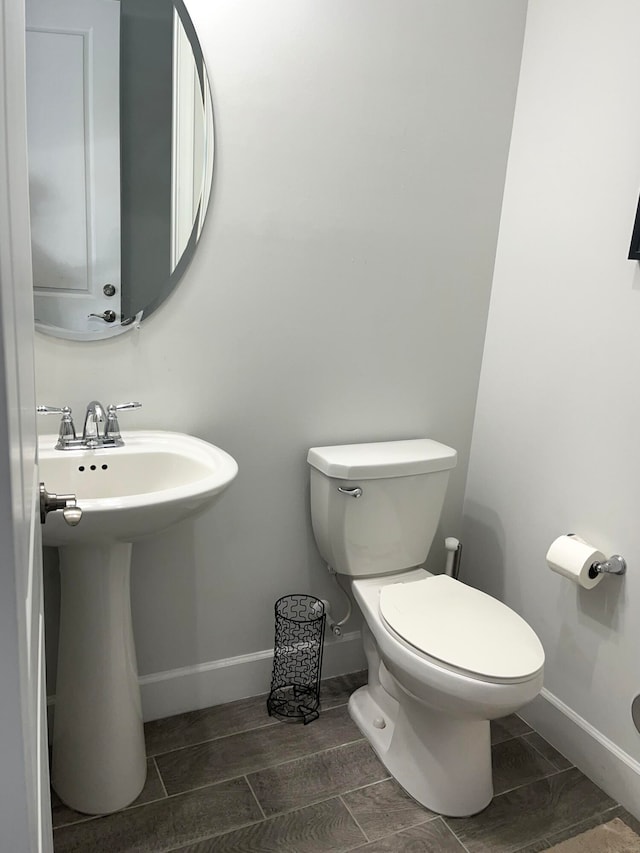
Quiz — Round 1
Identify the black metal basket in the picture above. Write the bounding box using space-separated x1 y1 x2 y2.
267 594 325 724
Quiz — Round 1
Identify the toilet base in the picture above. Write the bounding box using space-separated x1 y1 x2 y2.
348 684 493 817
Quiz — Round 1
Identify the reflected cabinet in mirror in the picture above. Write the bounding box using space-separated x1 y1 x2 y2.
26 0 213 341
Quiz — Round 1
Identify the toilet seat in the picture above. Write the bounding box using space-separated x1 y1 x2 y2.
379 574 544 682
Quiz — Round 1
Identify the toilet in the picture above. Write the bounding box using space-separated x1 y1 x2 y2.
307 438 544 817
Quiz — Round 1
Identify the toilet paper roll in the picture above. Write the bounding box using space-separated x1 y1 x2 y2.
546 535 606 589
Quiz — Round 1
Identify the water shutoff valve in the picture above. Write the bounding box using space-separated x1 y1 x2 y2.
314 598 342 636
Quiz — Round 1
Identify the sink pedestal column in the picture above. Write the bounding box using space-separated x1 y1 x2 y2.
51 542 147 815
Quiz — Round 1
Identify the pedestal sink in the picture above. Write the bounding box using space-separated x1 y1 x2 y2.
39 431 238 815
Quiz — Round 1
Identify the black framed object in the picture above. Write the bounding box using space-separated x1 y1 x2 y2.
628 195 640 260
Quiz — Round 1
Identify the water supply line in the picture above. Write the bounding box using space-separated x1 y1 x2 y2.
320 566 352 636
445 537 463 579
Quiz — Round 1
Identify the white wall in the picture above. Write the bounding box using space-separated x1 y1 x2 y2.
463 0 640 816
37 0 527 713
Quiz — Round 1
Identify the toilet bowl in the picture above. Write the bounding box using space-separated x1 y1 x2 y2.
307 439 544 817
349 569 543 815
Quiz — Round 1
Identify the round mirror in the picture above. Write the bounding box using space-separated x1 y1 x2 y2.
25 0 213 341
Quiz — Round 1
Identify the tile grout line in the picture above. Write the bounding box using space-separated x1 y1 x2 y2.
495 766 565 799
158 735 368 795
146 699 354 759
232 775 395 823
521 732 573 772
340 795 370 845
243 774 268 821
53 775 274 827
145 718 280 758
491 731 533 748
93 740 378 818
161 792 371 853
339 773 393 799
158 814 267 853
153 756 169 800
437 815 474 853
341 815 452 852
54 746 565 833
127 775 277 809
358 814 443 849
479 764 575 807
51 810 98 831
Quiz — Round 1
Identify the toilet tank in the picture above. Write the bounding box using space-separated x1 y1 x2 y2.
307 439 457 578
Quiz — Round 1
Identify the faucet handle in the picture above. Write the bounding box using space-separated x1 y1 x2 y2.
37 405 77 445
37 404 68 415
111 402 142 412
104 402 142 442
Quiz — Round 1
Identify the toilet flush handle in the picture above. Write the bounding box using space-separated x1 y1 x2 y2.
338 486 363 498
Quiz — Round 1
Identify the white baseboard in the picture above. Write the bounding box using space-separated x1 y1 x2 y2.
139 629 365 721
47 631 365 732
519 687 640 820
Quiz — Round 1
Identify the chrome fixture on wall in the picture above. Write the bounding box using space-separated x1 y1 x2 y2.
588 554 627 579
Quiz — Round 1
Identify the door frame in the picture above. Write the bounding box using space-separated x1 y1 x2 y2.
0 0 53 849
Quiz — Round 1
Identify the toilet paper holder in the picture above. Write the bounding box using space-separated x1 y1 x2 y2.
588 554 627 579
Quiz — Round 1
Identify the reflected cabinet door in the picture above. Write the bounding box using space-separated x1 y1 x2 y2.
26 0 122 331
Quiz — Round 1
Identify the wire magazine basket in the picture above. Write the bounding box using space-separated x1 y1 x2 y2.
267 594 325 724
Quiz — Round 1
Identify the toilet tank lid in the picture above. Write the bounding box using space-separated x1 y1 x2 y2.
307 439 457 480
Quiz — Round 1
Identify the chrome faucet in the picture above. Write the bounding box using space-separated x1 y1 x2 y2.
82 400 107 447
38 401 142 450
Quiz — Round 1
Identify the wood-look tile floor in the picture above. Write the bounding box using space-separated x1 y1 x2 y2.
51 671 639 853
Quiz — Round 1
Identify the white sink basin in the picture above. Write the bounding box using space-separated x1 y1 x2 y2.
40 430 238 815
39 430 238 544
